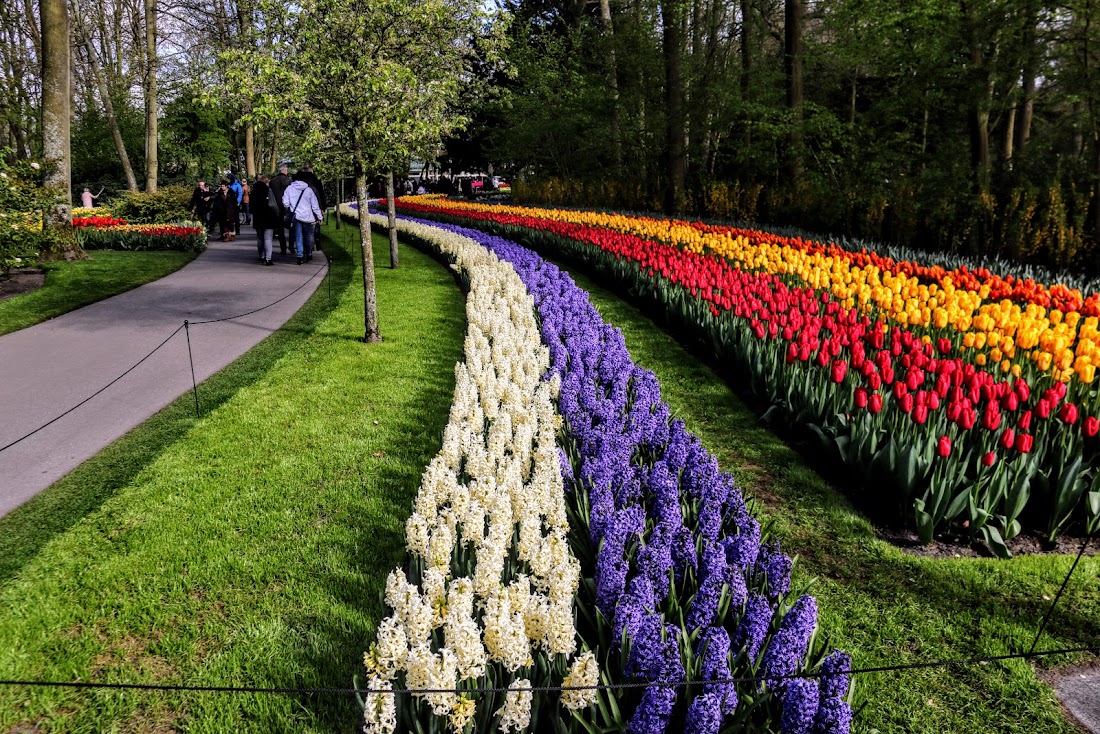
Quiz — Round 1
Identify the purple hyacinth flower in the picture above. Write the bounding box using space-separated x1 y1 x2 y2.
813 697 854 734
781 677 820 734
818 650 852 700
699 626 737 715
685 691 724 734
762 595 818 690
734 593 773 667
629 685 676 734
687 541 728 631
756 540 793 599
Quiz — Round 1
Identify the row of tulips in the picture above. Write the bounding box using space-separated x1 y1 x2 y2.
74 220 206 253
388 198 1100 556
357 212 593 734
394 196 1100 389
356 203 854 734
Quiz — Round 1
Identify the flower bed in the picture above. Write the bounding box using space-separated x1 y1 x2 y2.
349 205 853 734
75 221 206 253
384 197 1100 555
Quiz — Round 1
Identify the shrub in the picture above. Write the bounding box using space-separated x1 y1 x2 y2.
110 185 193 224
0 151 64 274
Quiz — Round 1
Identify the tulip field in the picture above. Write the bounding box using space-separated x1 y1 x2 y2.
384 195 1100 560
345 207 853 734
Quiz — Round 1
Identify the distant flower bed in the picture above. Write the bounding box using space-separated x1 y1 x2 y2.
75 221 206 253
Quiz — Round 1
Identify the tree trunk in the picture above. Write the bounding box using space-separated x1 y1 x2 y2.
962 0 990 195
740 0 752 101
661 0 686 213
598 0 621 170
385 170 399 268
244 120 257 179
41 0 72 232
80 36 137 191
1014 0 1039 158
335 177 341 230
143 0 157 192
268 120 279 173
1004 104 1017 162
355 160 381 343
784 0 804 186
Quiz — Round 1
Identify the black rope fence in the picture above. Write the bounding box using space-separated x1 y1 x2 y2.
0 645 1096 698
0 259 331 451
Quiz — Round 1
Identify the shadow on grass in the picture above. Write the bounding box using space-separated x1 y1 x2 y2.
275 232 466 733
0 233 357 588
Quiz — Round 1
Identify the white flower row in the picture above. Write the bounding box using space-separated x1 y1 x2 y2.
345 207 596 733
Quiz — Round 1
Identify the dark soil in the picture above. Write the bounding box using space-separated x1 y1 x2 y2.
0 267 45 302
876 524 1098 559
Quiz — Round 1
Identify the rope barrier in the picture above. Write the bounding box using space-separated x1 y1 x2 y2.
0 258 331 454
0 324 185 454
0 645 1096 698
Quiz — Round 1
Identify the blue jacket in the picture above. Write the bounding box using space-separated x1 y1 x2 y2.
229 180 243 204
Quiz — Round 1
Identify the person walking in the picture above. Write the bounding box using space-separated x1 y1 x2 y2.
269 165 293 255
282 172 322 265
240 178 252 225
251 174 278 265
299 165 327 242
227 173 244 233
189 181 212 229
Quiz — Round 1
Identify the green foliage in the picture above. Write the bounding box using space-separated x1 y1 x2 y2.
109 184 193 223
71 96 145 193
160 94 233 181
0 151 63 273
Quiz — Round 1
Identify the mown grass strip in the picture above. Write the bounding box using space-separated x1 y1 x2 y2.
0 249 198 336
562 264 1098 734
0 221 465 733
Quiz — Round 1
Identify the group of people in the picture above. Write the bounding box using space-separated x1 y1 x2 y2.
190 165 326 266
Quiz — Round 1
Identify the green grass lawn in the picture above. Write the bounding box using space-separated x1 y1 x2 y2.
563 264 1098 734
0 249 198 336
0 221 466 733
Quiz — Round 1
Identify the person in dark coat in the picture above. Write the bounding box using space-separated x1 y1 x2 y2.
251 174 278 265
190 181 213 232
269 165 293 255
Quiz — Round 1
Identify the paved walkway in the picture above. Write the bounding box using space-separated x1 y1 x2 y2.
0 225 328 517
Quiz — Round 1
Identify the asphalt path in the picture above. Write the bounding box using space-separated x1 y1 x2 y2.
1056 671 1100 733
0 225 327 517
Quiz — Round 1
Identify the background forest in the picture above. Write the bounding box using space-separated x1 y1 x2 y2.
7 0 1100 271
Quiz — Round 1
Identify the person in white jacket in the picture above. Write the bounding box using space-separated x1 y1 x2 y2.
281 173 323 264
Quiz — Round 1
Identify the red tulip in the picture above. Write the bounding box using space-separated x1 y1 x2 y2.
1036 399 1051 419
1003 392 1019 411
854 388 869 409
1085 416 1100 438
936 435 952 457
982 404 1002 431
831 360 848 384
869 373 882 390
1059 402 1079 425
900 393 915 413
1018 410 1032 430
960 409 977 430
981 451 997 467
913 404 929 424
1015 432 1034 453
937 337 952 355
928 392 941 410
869 394 883 413
1000 428 1015 450
1015 378 1030 402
